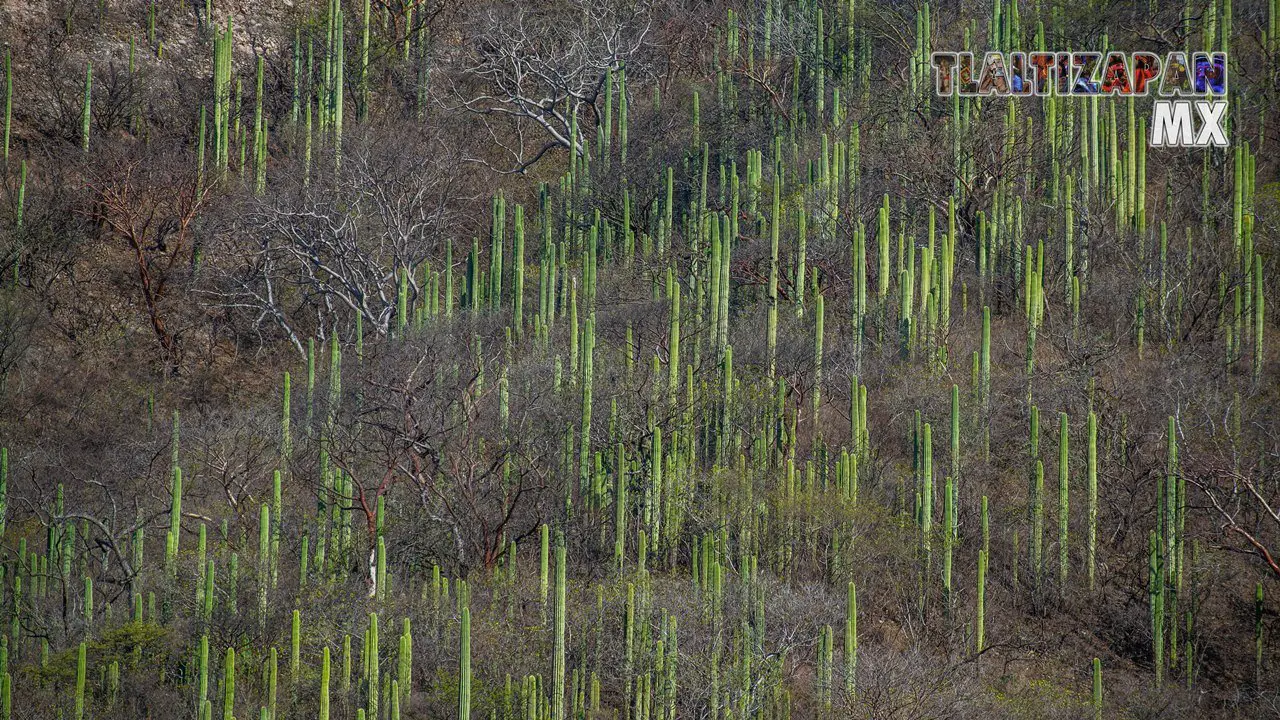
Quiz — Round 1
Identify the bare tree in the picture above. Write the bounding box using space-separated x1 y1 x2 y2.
324 323 560 573
1190 454 1280 581
85 148 212 373
204 127 469 353
448 0 654 173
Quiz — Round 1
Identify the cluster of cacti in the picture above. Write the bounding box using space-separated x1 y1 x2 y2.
1 0 1278 716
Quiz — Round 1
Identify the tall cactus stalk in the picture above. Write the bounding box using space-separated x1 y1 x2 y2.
223 647 236 720
320 647 331 720
767 170 780 378
165 467 183 582
3 51 11 162
74 641 86 720
976 549 987 654
553 530 567 720
0 448 7 537
258 504 269 630
845 581 857 696
1092 657 1102 719
81 62 92 153
1087 411 1098 591
1058 412 1070 594
459 597 471 719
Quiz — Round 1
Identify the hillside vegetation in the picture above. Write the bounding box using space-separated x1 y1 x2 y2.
1 0 1279 718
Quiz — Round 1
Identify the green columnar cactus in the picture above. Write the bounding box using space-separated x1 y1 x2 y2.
1254 255 1264 386
253 56 266 194
614 443 628 574
569 281 579 377
223 647 236 720
1166 416 1178 587
328 333 341 428
1151 531 1164 686
320 647 331 720
898 267 912 359
201 559 214 623
13 161 24 232
266 648 277 719
538 523 550 625
817 624 832 715
342 634 352 695
720 344 734 461
367 612 380 720
82 576 92 623
74 640 86 720
950 385 960 488
198 635 209 717
1087 411 1098 591
212 20 233 173
196 521 207 602
813 293 824 432
921 423 933 585
271 471 282 588
1092 657 1102 719
667 270 681 398
553 531 567 720
1032 459 1045 592
2 51 10 161
166 467 183 581
0 448 7 536
624 583 635 716
398 618 412 701
290 610 301 684
81 62 92 153
877 195 890 310
717 215 730 355
1064 180 1074 307
443 238 455 318
648 427 662 553
358 0 370 121
514 204 525 334
228 553 238 615
976 549 987 654
490 194 505 310
1159 222 1169 346
280 372 292 460
579 312 595 496
845 581 857 696
458 601 471 719
331 0 344 170
1058 412 1070 593
980 307 991 408
376 537 387 600
943 474 954 608
258 504 269 629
